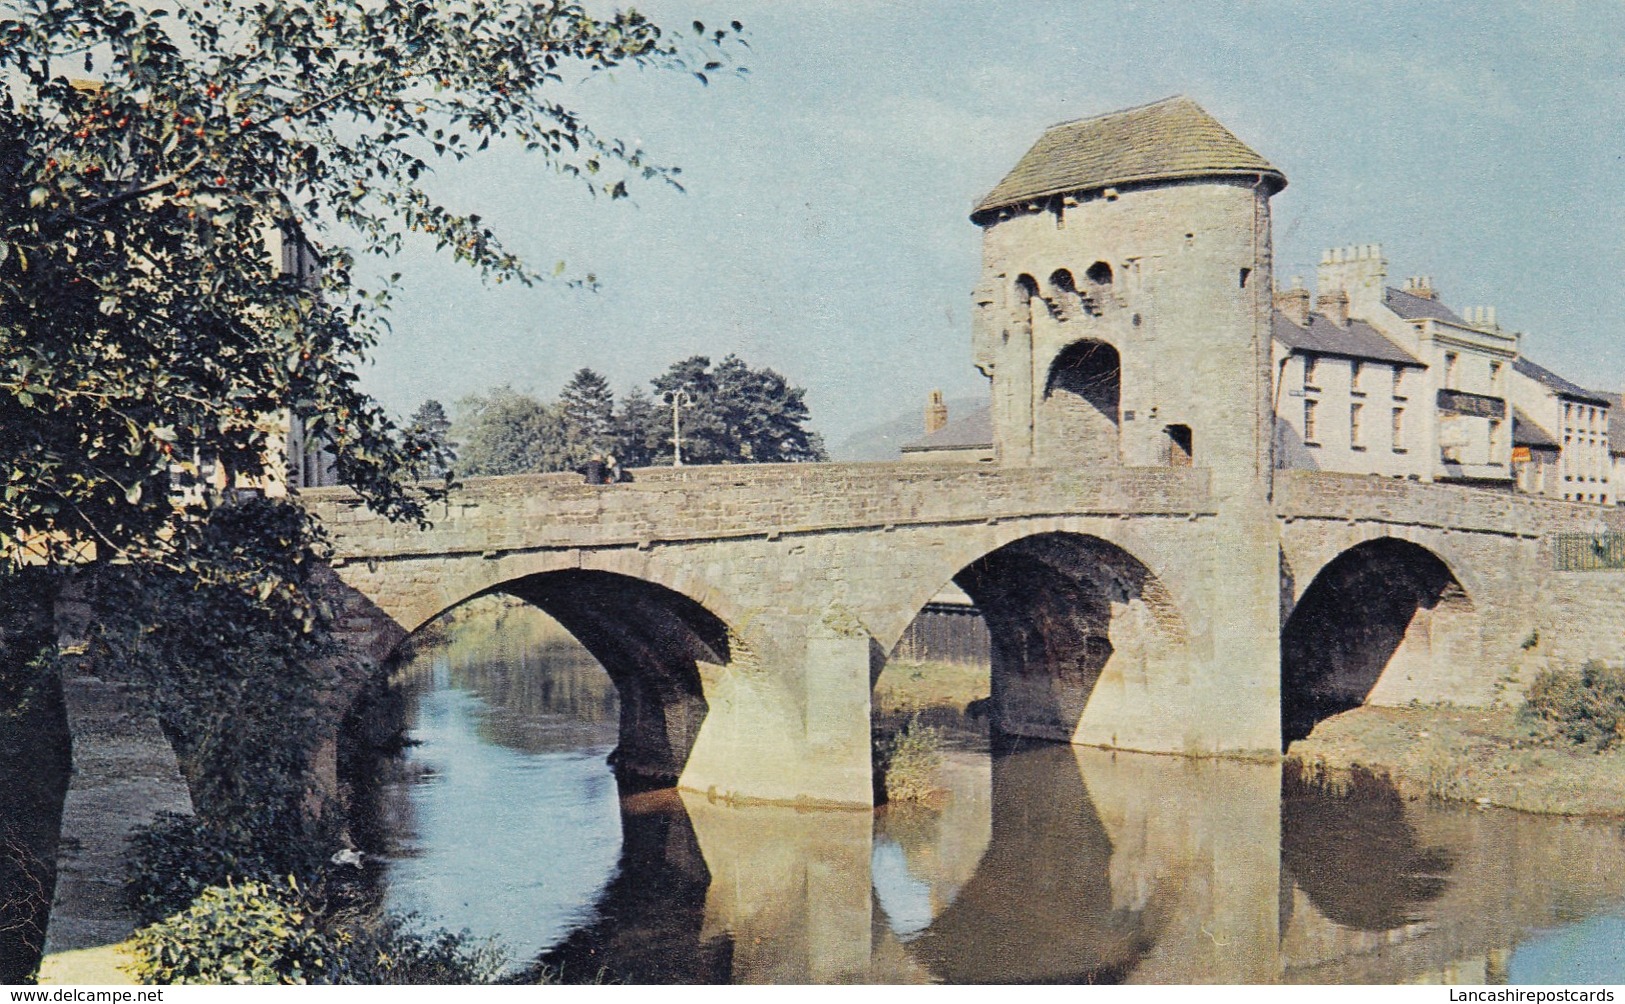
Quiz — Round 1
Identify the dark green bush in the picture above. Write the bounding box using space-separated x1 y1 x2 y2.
1524 661 1625 751
335 914 505 985
125 810 339 925
128 880 505 985
128 879 343 985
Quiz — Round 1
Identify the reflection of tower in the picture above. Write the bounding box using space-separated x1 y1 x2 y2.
901 742 1166 983
970 96 1285 501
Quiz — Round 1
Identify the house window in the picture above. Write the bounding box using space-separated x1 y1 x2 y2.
1490 360 1504 393
1490 418 1503 460
1445 352 1459 389
1351 403 1365 448
1352 360 1365 394
1393 367 1406 399
1304 355 1321 388
1304 399 1319 443
1392 407 1405 451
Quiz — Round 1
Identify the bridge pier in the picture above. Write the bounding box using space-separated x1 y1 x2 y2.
678 623 874 807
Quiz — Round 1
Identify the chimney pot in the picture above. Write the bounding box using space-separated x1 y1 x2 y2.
925 390 949 435
1275 284 1312 326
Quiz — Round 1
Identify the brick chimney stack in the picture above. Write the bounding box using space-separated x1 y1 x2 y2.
1273 276 1312 327
924 389 948 435
1316 288 1350 328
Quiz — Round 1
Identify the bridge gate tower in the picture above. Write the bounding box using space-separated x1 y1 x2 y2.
967 96 1288 752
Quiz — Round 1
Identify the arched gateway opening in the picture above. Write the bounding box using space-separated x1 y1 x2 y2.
1039 340 1121 466
874 531 1188 796
1281 539 1478 745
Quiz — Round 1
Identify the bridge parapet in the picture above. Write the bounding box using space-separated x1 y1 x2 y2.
305 462 1213 559
1275 470 1625 539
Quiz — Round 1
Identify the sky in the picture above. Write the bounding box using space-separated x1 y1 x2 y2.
357 0 1625 453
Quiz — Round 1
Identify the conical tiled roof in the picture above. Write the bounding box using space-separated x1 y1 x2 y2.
973 96 1285 219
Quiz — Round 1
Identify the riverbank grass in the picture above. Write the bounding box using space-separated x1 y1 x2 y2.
1289 704 1625 816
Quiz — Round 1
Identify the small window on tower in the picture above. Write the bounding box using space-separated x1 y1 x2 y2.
1165 425 1193 467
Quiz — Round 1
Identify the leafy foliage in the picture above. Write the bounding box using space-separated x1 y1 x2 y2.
125 810 337 927
84 498 341 816
557 367 615 467
453 354 826 475
404 399 455 479
0 0 744 561
649 354 826 464
333 913 505 985
453 385 567 476
128 878 506 985
875 713 943 804
128 879 342 985
94 499 356 929
1524 661 1625 751
612 387 664 468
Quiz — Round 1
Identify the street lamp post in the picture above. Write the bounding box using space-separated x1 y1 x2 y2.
664 388 693 466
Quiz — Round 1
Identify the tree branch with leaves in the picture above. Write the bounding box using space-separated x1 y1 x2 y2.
0 0 745 565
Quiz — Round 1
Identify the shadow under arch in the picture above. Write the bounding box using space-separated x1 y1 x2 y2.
350 568 734 795
497 570 728 790
1281 537 1478 745
875 530 1190 764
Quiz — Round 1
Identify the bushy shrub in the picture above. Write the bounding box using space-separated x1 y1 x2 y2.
1524 661 1625 751
128 880 506 985
128 879 342 985
125 810 339 925
877 714 944 804
336 914 505 985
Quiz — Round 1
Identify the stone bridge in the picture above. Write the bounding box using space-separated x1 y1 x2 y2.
307 463 1625 809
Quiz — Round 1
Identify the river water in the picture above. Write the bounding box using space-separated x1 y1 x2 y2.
357 600 1625 985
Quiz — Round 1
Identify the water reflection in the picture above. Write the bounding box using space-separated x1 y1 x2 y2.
359 600 1625 984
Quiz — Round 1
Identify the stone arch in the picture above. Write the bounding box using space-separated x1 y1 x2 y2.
1048 268 1077 295
1039 339 1121 466
876 529 1191 749
1281 524 1492 619
350 550 751 790
1281 536 1480 744
1085 260 1113 286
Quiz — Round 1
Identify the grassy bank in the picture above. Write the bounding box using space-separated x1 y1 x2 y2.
874 659 986 715
1288 704 1625 817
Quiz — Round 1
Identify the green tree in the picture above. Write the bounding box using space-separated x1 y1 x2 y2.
404 399 455 480
453 386 566 477
0 0 744 563
647 355 826 465
557 368 614 468
613 387 664 468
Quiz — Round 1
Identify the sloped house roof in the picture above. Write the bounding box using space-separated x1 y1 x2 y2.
1515 357 1611 407
901 406 994 453
1384 286 1465 324
1272 313 1423 367
1512 407 1560 451
973 96 1286 219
